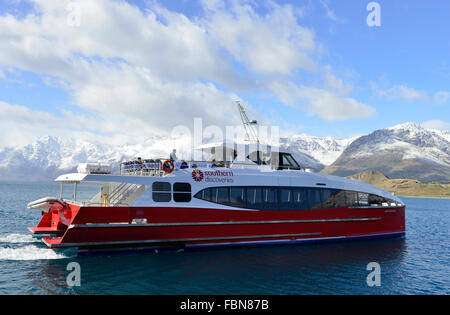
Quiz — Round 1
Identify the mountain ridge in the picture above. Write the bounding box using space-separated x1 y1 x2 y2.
0 122 449 182
347 170 450 198
322 122 450 182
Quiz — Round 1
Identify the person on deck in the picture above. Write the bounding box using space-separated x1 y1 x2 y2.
170 149 177 162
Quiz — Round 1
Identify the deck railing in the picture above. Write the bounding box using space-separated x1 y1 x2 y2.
119 159 238 176
119 158 305 177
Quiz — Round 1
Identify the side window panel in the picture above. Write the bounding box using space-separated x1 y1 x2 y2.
279 188 292 210
262 187 277 210
368 194 391 206
173 183 191 202
230 187 245 207
204 188 212 202
246 187 263 209
193 186 394 210
345 191 359 206
333 190 347 208
308 188 323 210
358 192 369 206
152 182 171 202
320 189 336 209
292 188 309 210
217 187 229 204
210 187 218 203
174 183 191 192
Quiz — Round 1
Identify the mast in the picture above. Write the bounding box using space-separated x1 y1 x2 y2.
236 101 259 143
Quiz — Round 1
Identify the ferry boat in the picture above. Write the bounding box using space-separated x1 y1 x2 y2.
27 140 405 253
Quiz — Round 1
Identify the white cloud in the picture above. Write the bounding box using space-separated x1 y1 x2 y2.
319 0 343 22
371 83 429 103
0 0 247 141
202 0 317 75
0 0 241 87
421 120 450 131
0 100 79 148
0 0 375 150
323 69 353 96
434 91 450 105
270 80 374 120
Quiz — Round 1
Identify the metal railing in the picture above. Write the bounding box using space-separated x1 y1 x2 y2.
119 159 236 176
108 183 143 206
63 183 145 207
119 158 305 177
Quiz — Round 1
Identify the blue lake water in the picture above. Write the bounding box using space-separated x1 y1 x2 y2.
0 181 448 294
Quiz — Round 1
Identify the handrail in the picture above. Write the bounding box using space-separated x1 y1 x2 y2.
62 199 131 207
118 160 256 175
108 183 128 202
109 183 141 205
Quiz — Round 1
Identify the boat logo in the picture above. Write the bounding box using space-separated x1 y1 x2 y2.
192 169 204 182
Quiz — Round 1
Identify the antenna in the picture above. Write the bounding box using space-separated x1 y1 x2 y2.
236 100 259 143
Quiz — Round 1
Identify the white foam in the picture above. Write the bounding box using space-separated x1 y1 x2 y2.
0 233 38 244
0 245 72 261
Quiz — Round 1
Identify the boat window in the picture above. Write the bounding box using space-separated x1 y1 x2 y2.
292 188 309 210
262 187 278 210
320 189 335 209
307 188 323 210
174 183 191 192
358 192 369 206
230 187 245 207
279 188 292 210
152 182 171 202
207 187 229 204
173 183 191 202
333 190 347 208
246 187 263 209
153 182 171 192
318 189 347 209
285 154 300 168
198 188 212 202
193 186 399 210
368 194 390 206
278 153 301 170
345 191 359 207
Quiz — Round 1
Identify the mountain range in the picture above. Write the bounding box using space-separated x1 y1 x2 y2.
0 122 449 182
322 122 450 182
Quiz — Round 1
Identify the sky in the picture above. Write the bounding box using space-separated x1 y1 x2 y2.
0 0 449 149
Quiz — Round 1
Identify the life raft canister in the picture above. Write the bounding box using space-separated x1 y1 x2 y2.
162 160 175 173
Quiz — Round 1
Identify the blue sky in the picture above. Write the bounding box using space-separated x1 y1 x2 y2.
0 0 449 147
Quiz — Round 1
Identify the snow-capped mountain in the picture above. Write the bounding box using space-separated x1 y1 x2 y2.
280 135 357 168
322 122 450 182
0 136 176 181
0 122 448 182
0 133 354 181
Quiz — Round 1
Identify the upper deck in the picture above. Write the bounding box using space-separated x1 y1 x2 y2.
49 142 404 209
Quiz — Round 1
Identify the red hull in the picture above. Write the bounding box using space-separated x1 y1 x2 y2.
30 204 405 251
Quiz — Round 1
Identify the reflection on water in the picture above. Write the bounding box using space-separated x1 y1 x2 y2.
28 238 407 295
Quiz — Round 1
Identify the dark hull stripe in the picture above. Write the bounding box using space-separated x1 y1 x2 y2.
71 217 381 229
44 232 323 248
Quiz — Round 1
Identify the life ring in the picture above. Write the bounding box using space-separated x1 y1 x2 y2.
162 160 175 173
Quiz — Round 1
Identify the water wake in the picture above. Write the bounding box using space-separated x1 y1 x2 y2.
0 233 75 260
0 233 38 244
0 245 73 261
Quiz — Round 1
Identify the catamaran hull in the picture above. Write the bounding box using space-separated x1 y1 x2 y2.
30 204 405 251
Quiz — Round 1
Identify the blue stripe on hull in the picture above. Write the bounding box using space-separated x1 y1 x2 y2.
185 232 405 250
77 232 405 256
